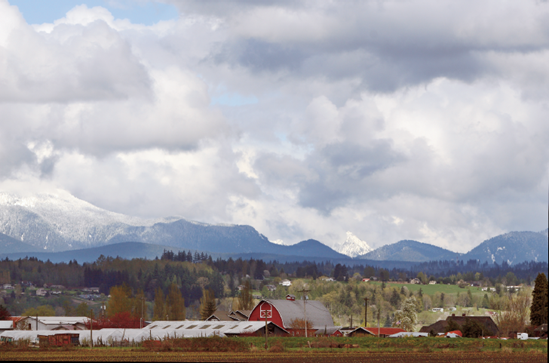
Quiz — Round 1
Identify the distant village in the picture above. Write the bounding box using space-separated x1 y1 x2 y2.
1 271 547 347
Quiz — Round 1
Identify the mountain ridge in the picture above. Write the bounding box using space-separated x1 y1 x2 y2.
357 239 460 262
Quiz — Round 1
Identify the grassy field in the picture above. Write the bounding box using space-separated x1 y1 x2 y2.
369 281 487 296
0 337 547 362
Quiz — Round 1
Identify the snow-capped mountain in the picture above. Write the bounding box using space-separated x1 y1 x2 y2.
357 239 459 262
336 232 374 258
0 191 346 260
461 231 548 265
0 191 175 251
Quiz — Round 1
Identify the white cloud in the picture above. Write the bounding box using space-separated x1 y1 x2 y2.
0 0 547 254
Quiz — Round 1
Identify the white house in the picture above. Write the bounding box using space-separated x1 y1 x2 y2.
16 317 88 331
279 279 292 287
429 281 436 285
432 308 444 313
36 288 47 297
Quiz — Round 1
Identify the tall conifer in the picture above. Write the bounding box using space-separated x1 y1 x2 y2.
199 288 217 320
531 273 548 326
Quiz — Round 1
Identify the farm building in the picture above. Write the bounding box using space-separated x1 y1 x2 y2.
0 320 13 334
314 326 344 337
1 321 290 347
419 314 499 336
38 332 80 346
142 320 288 338
247 297 334 335
15 316 88 331
206 310 250 322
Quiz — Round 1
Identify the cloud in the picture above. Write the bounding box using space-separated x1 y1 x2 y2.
0 0 547 254
0 4 151 103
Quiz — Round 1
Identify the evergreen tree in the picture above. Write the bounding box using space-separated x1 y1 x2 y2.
531 273 548 326
467 289 474 307
199 288 217 320
0 305 11 320
153 287 166 321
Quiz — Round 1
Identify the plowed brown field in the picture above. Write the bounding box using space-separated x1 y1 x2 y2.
0 351 546 362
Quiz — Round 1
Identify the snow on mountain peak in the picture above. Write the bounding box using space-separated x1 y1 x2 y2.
336 231 373 258
269 239 296 246
0 190 178 251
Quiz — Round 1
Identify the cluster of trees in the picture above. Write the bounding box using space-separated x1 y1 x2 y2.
153 283 186 321
0 253 547 325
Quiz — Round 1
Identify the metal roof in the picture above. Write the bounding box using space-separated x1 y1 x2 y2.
143 320 287 336
388 332 428 338
0 321 13 329
19 316 89 325
255 299 334 329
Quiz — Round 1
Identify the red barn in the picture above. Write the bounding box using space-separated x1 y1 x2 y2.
248 296 335 335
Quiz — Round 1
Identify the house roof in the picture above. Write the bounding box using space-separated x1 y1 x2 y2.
233 310 251 319
0 321 13 329
206 310 238 322
256 299 334 329
420 315 499 334
314 326 343 335
364 327 406 336
21 316 89 325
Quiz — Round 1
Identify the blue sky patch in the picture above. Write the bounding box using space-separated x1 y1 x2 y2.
9 0 178 25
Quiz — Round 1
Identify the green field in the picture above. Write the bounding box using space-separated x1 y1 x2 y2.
369 281 488 297
0 337 547 362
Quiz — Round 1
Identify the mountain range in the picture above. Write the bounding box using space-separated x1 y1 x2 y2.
0 191 546 265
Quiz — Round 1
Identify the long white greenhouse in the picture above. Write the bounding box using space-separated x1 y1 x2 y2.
0 320 288 346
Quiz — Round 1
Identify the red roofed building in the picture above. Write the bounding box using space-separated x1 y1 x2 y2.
248 297 334 336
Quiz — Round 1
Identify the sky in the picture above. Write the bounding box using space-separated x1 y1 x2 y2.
0 0 548 253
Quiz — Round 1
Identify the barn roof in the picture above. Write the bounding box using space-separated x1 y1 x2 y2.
254 299 334 329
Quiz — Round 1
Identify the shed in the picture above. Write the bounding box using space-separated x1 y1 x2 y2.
38 332 80 346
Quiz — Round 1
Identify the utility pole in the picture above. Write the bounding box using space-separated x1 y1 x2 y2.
260 303 272 350
140 297 145 329
364 297 369 328
298 289 310 338
90 309 94 349
377 307 380 337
